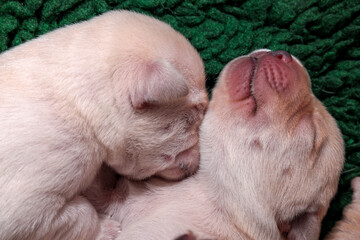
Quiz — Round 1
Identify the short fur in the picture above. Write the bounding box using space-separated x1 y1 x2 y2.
325 177 360 240
0 11 208 240
89 50 345 240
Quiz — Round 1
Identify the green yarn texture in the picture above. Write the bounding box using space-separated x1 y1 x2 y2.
0 0 359 238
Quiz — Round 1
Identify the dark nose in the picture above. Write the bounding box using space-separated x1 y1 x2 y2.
271 50 292 63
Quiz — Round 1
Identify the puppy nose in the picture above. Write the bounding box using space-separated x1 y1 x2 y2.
271 50 292 63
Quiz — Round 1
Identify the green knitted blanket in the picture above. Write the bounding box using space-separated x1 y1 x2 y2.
1 0 359 238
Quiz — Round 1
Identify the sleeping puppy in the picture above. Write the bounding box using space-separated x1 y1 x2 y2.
0 10 208 240
90 49 345 240
325 177 360 240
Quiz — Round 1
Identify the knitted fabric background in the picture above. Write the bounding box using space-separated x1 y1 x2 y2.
0 0 359 238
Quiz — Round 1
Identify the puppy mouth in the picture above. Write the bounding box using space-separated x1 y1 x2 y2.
155 144 200 181
155 166 193 182
226 50 299 117
241 56 259 114
225 51 268 116
249 56 258 101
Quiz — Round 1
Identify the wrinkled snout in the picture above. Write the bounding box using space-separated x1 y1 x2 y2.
251 50 298 95
219 49 310 117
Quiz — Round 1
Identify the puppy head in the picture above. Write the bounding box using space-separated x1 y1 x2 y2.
119 60 207 181
212 49 313 125
103 12 208 181
202 49 344 221
209 49 344 165
117 59 207 181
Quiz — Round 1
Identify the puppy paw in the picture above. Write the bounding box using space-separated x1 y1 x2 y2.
96 215 121 240
351 177 360 200
174 231 214 240
175 231 197 240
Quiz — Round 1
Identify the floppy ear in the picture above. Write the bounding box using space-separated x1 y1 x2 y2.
308 117 327 169
130 60 189 109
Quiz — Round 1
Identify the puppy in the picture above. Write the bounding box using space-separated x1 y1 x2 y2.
92 49 345 240
325 177 360 240
0 10 208 240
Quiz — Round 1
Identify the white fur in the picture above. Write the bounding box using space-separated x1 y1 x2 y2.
0 10 208 240
91 50 345 240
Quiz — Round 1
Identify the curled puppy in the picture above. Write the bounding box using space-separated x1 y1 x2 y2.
325 177 360 240
0 10 208 240
91 49 345 240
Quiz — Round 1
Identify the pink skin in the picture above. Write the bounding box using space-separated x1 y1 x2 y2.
226 50 297 110
219 49 315 145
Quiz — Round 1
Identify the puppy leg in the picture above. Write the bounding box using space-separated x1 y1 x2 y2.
288 178 360 240
96 215 122 240
286 210 322 240
351 177 360 200
43 196 119 240
324 177 360 240
84 164 121 213
285 204 329 240
41 196 100 240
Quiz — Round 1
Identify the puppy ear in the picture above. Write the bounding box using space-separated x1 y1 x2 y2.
130 60 189 109
308 118 327 169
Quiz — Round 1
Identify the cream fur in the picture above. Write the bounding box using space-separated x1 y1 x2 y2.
0 10 208 240
325 177 360 240
90 50 345 240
